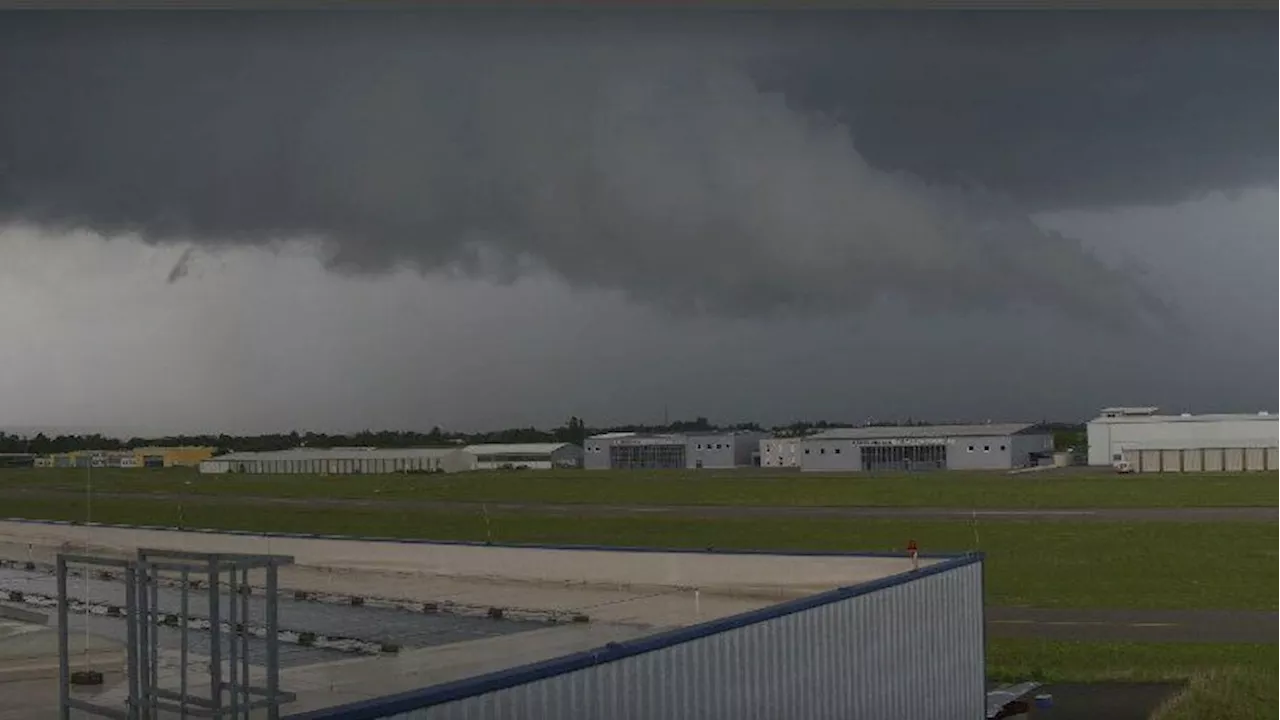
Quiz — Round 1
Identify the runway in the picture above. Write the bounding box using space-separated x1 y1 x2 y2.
986 606 1277 644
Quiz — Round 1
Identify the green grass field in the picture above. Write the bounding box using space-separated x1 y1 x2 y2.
2 495 1275 610
1 466 1275 508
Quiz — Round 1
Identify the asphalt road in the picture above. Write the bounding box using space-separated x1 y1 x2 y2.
1 488 1274 522
986 607 1279 643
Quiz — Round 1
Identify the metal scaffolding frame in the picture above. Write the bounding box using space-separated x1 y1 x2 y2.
56 549 296 720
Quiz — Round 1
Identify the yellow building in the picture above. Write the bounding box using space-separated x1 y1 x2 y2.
131 446 215 468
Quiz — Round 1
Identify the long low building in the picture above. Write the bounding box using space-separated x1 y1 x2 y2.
199 443 584 475
200 447 476 475
35 446 214 469
0 453 36 468
790 424 1054 472
1087 407 1279 472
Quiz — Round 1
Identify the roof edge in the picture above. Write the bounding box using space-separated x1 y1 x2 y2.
286 552 984 720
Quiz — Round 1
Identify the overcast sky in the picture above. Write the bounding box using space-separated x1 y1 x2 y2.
0 11 1275 435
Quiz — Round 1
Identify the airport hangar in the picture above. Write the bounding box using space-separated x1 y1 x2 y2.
1087 406 1279 472
197 443 583 475
772 423 1055 472
583 430 768 470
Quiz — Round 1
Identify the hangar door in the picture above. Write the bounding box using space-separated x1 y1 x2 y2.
1203 449 1224 471
1180 449 1203 472
1244 448 1267 471
1223 449 1245 471
1139 450 1162 473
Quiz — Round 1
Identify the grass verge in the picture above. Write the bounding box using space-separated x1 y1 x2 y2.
1150 667 1278 720
989 640 1278 720
2 467 1277 508
1 496 1275 610
987 639 1276 683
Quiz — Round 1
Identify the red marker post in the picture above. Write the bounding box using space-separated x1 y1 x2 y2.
906 539 919 570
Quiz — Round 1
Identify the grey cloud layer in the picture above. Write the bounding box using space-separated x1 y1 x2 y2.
0 12 1272 324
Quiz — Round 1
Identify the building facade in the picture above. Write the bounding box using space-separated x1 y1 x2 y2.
759 437 802 468
584 432 688 470
38 447 214 469
462 443 584 470
685 431 768 469
131 446 215 467
797 424 1053 472
1087 407 1279 472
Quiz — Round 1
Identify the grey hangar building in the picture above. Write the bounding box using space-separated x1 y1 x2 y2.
583 430 767 470
779 423 1055 472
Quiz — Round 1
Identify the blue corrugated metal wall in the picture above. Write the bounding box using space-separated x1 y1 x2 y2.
296 555 985 720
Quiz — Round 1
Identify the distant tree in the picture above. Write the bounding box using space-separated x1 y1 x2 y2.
553 416 588 446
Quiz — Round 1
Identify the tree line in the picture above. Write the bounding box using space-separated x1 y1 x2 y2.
0 417 1084 456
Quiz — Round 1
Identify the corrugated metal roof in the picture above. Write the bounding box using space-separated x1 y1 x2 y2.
1099 406 1160 415
462 443 574 456
214 447 461 462
1091 412 1277 424
809 423 1039 440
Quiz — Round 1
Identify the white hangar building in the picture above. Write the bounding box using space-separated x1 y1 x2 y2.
200 444 586 475
199 447 476 475
795 424 1054 472
1087 407 1279 472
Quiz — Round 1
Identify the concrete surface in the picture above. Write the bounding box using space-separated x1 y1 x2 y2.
0 674 130 720
0 520 928 601
0 566 546 656
0 617 126 682
0 601 47 624
0 613 129 719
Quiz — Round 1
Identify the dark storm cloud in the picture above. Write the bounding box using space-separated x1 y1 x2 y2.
751 12 1278 211
0 11 1271 324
